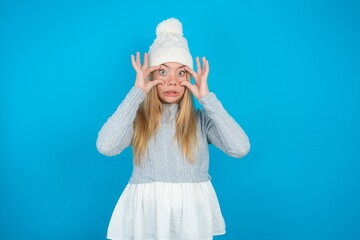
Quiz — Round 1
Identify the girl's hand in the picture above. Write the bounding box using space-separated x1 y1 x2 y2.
181 56 210 100
131 52 164 94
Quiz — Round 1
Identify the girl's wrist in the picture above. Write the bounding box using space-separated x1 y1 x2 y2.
199 90 210 99
134 84 146 94
199 91 214 102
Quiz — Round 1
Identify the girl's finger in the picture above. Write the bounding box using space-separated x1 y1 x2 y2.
145 65 161 77
136 52 140 67
203 59 209 79
142 53 148 69
180 81 198 98
202 57 207 71
185 66 198 82
149 79 165 88
196 57 201 74
131 55 139 71
185 67 199 85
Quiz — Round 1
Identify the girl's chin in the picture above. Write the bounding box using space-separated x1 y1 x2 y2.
160 97 180 104
161 100 179 104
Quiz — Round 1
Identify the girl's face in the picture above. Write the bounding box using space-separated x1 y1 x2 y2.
154 62 188 104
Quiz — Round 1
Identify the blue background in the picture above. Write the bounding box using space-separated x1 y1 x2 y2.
1 0 359 239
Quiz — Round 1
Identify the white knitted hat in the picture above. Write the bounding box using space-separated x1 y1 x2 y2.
148 18 193 69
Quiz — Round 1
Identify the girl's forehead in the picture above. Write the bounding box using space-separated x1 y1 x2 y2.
161 62 185 69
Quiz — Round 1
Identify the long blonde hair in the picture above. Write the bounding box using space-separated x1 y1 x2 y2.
131 73 198 165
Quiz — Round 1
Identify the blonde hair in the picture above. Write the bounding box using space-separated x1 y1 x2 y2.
131 73 198 165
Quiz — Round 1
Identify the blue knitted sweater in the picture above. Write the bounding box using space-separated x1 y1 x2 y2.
96 86 250 183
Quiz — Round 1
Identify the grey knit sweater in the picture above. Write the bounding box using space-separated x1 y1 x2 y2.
96 86 250 183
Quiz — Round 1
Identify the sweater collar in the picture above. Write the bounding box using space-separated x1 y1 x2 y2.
161 103 179 123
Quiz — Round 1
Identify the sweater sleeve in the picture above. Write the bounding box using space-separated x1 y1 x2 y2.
198 92 250 158
96 86 146 156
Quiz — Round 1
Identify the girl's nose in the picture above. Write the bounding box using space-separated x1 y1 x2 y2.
167 74 178 85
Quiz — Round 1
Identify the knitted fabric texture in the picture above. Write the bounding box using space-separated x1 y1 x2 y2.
148 17 193 69
96 86 250 183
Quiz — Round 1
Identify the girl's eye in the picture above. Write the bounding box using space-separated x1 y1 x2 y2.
178 70 186 77
159 69 167 76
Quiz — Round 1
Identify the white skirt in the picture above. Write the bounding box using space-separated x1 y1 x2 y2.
107 180 226 240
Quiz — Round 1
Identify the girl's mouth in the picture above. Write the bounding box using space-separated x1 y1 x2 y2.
164 91 179 97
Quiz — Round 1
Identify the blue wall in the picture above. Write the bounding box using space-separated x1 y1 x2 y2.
1 0 359 239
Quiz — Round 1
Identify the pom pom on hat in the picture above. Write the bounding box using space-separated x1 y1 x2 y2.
148 18 193 69
156 18 183 36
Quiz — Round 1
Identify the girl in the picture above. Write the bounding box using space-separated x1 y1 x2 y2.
96 17 250 240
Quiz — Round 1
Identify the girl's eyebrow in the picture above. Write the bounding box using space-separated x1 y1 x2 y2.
161 64 185 69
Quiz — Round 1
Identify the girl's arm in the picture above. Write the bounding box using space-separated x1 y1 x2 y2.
199 92 250 158
96 52 162 156
96 86 146 156
181 56 249 157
